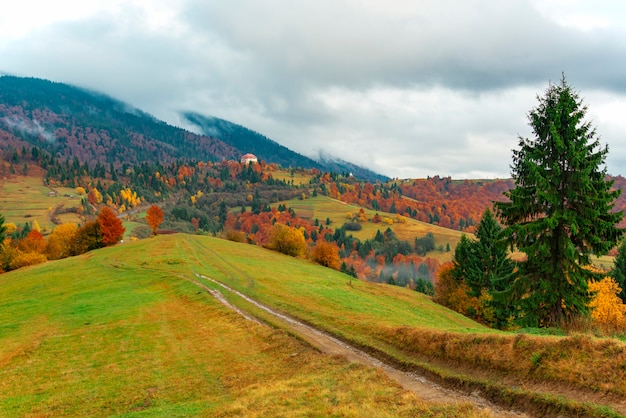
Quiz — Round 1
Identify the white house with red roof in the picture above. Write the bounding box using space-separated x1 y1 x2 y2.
240 153 258 164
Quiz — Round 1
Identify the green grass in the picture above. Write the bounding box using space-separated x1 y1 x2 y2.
2 234 624 416
184 236 484 335
0 236 487 416
286 195 464 261
0 175 83 232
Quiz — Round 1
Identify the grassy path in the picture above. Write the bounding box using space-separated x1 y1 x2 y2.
191 272 523 416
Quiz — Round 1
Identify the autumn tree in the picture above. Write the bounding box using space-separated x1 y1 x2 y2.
98 206 125 246
146 205 164 236
312 240 340 269
588 277 626 333
18 230 47 254
495 76 624 327
71 221 103 254
268 223 307 257
433 262 476 315
46 223 79 260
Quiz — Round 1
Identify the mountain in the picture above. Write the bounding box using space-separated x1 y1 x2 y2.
183 112 389 182
0 76 388 181
0 76 239 167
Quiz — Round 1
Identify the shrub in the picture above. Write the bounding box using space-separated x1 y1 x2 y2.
268 223 307 257
312 241 340 269
342 221 362 231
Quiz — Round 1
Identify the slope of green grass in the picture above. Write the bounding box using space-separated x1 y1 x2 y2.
1 234 624 416
0 235 486 416
286 195 464 261
0 175 83 232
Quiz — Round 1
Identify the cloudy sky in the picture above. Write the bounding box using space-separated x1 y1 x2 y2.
2 1 626 179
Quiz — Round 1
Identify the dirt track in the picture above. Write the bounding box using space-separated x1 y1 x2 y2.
192 273 526 417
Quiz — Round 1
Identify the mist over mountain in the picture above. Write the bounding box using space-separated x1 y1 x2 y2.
183 112 388 182
0 76 387 181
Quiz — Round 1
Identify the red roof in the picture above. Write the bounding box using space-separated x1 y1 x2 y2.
241 153 257 159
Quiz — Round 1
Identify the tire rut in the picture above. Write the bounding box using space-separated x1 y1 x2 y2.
191 273 527 417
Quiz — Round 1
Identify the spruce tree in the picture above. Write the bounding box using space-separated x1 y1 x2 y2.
0 213 6 242
495 75 623 327
452 209 514 328
610 240 626 303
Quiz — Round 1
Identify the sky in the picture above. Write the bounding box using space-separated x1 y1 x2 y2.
2 1 626 179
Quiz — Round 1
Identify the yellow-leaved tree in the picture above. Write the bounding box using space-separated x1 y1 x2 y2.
268 223 307 257
588 277 626 333
46 223 79 260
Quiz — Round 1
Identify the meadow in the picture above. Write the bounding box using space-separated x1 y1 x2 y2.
287 195 464 262
1 235 623 416
0 236 489 417
0 175 83 232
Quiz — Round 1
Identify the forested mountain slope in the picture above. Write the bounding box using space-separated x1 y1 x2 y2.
183 112 388 182
0 76 386 182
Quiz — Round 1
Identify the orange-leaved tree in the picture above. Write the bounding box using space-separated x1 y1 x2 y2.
18 230 47 254
433 262 477 315
146 205 164 236
98 206 125 246
588 277 626 333
312 240 340 269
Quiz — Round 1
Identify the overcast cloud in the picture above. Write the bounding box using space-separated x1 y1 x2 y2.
2 0 626 178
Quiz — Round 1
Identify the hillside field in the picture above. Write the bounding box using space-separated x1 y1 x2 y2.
0 235 490 417
286 195 464 262
0 174 83 232
1 235 625 416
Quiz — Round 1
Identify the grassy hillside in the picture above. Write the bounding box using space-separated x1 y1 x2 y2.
1 235 625 416
0 174 83 232
0 235 486 416
286 195 464 261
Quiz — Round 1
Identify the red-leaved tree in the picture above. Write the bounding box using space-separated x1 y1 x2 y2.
146 205 164 236
98 206 125 246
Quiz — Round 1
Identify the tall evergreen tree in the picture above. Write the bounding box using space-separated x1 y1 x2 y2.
495 75 624 327
452 210 514 328
0 213 6 242
610 240 626 303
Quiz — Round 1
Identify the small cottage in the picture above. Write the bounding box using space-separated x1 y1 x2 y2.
240 153 258 164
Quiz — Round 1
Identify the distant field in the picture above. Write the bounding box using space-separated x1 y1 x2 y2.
0 175 83 232
0 235 484 416
286 195 464 261
267 168 314 186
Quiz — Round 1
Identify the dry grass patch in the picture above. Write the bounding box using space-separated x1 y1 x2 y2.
377 326 626 397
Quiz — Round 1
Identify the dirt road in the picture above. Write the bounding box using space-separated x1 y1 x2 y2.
192 273 526 417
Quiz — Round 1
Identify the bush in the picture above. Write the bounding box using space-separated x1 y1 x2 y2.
312 241 340 269
268 223 307 257
342 221 362 231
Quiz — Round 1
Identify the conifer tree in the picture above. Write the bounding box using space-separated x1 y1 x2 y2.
451 209 514 328
610 240 626 303
0 213 6 242
495 75 623 327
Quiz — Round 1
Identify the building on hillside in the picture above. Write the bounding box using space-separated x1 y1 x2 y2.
240 153 258 164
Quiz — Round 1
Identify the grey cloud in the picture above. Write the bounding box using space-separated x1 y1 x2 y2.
1 0 625 178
